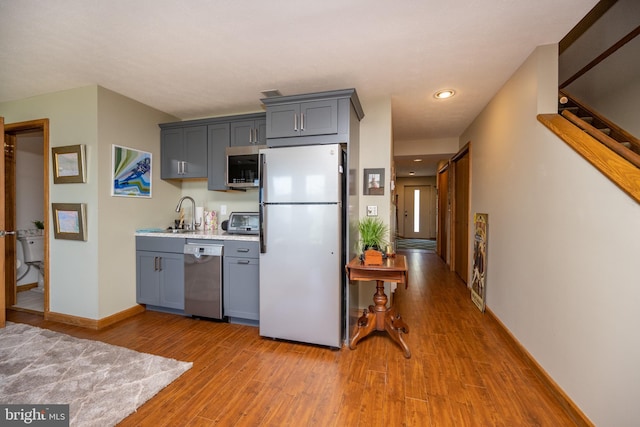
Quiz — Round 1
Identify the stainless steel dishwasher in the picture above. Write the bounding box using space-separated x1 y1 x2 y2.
184 243 224 319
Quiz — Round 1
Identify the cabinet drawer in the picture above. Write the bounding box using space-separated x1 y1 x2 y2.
224 240 259 258
136 236 185 253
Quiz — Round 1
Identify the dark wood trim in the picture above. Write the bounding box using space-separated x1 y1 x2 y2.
537 113 640 204
560 25 640 89
486 307 595 427
559 0 618 54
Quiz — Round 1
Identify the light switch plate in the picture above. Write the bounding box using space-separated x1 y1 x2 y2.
367 205 378 216
220 205 227 215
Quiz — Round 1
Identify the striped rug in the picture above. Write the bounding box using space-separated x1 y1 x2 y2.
396 238 436 251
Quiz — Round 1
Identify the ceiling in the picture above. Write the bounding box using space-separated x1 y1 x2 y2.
0 0 598 177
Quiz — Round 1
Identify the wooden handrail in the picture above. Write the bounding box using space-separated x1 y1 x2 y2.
559 90 640 152
537 113 640 204
561 110 640 169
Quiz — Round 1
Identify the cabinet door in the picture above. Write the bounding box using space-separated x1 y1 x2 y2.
300 99 338 136
230 121 256 147
182 125 208 178
208 123 230 190
266 104 301 138
137 251 160 305
161 129 184 179
224 257 259 320
255 119 267 145
159 252 185 309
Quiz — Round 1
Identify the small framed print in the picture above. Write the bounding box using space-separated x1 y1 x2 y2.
52 203 87 241
52 145 86 184
363 168 385 196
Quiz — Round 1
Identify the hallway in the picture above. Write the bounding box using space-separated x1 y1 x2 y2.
6 250 581 426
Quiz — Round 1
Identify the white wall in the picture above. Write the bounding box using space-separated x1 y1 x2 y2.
462 44 640 427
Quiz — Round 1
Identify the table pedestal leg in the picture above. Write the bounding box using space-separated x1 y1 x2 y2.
349 280 411 358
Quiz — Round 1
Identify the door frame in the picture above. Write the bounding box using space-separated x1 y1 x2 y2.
436 162 450 261
3 118 50 316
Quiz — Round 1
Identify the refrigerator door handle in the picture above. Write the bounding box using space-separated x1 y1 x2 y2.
259 203 267 253
259 152 267 253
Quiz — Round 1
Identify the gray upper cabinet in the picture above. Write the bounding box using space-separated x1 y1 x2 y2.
161 125 208 179
266 100 337 139
262 89 364 147
230 119 266 146
207 123 230 191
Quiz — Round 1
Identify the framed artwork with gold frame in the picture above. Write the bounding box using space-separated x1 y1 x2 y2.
52 145 86 184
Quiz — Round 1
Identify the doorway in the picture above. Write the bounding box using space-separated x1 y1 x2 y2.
402 185 436 239
4 119 49 315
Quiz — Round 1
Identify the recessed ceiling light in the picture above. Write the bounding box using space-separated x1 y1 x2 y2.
434 89 455 99
413 159 422 162
409 171 415 175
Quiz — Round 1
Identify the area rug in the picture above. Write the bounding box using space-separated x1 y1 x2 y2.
0 322 192 426
396 237 436 251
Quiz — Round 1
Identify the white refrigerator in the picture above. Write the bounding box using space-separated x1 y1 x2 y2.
259 144 344 348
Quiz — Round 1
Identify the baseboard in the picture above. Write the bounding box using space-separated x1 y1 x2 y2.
485 307 594 427
45 305 146 330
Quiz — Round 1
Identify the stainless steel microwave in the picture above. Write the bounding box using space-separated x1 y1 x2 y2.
225 145 265 188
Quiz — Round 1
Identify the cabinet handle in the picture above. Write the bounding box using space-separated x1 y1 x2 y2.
158 257 163 271
237 248 250 253
182 161 187 175
253 128 258 143
294 114 298 131
300 113 305 131
154 256 158 271
237 260 250 264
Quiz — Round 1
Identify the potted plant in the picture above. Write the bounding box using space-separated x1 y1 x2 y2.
358 217 388 265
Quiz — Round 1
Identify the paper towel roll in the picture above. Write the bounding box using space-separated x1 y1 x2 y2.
195 207 204 229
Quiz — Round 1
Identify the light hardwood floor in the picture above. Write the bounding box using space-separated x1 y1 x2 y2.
7 251 582 426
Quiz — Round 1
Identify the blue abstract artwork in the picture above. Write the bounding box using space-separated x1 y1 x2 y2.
112 145 152 198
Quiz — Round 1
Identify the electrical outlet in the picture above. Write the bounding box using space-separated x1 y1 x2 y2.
220 205 227 215
367 205 378 216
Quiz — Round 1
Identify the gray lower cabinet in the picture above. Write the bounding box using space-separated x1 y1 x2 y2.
136 237 185 311
223 240 259 324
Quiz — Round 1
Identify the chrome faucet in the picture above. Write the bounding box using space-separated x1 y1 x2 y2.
175 196 200 230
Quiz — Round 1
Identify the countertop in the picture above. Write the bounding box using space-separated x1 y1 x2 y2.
135 228 259 242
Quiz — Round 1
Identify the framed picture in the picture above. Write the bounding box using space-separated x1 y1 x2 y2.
52 145 86 184
471 213 488 312
52 203 87 241
111 145 152 198
363 168 385 196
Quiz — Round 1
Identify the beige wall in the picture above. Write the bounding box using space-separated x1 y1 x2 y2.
461 44 640 426
1 85 179 319
96 87 180 317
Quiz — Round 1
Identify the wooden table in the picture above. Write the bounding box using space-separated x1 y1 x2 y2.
346 255 411 358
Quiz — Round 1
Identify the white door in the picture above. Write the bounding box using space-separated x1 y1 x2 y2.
403 185 436 239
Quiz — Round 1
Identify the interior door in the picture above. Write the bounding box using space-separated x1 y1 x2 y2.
452 144 470 284
1 117 5 328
